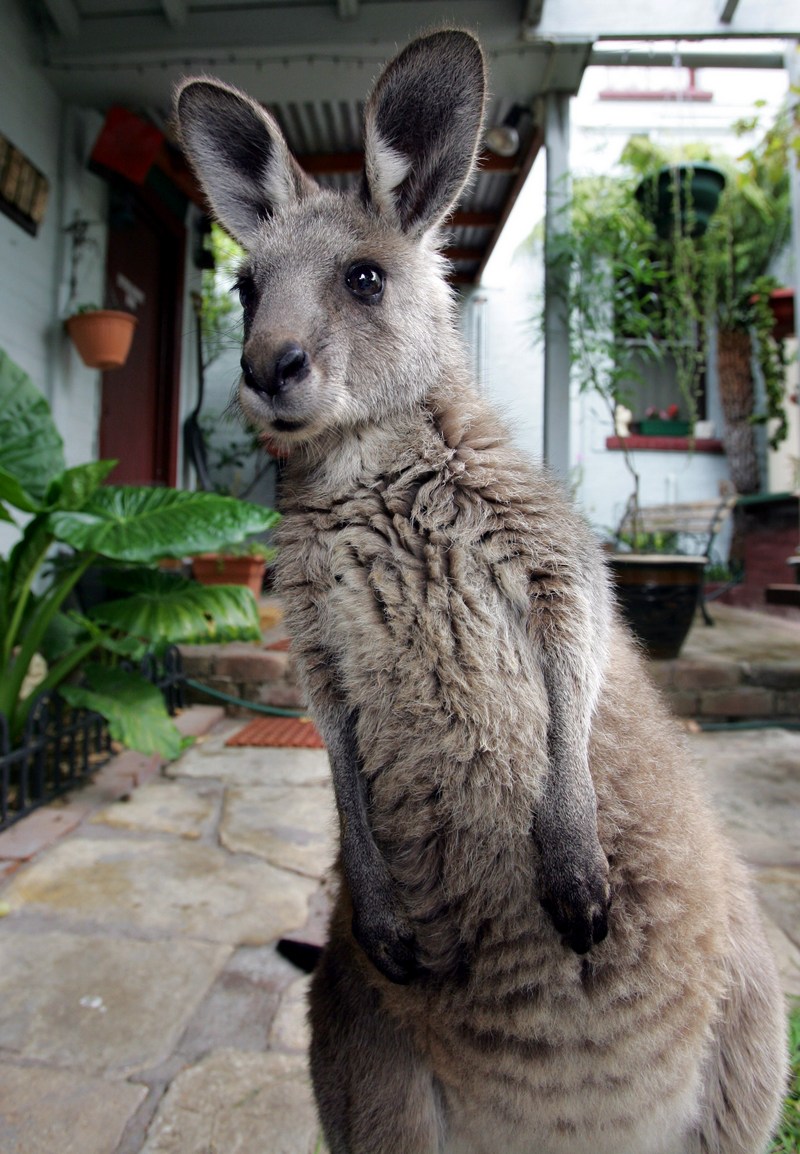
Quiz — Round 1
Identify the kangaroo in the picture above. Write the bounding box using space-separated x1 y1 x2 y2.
175 30 787 1154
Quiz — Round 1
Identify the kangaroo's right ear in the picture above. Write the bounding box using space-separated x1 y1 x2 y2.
363 30 486 236
174 78 314 248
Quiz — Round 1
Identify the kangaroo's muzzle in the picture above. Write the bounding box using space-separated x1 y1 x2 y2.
241 342 310 399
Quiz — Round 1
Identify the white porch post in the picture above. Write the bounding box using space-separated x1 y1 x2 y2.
788 43 800 351
543 91 572 480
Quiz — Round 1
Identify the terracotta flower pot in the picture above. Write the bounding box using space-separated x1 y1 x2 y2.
191 554 266 597
766 288 795 341
65 309 137 371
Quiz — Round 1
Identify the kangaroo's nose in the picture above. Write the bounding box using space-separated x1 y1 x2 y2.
241 343 310 398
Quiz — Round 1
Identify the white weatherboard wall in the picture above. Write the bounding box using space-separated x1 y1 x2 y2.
0 0 62 395
0 0 107 472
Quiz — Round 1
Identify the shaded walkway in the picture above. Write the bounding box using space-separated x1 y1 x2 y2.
0 610 798 1151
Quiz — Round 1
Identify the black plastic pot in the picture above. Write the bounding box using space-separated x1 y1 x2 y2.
608 554 707 660
635 164 726 240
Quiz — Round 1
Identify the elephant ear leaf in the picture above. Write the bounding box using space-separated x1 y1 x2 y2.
89 569 262 648
60 664 186 759
45 461 118 512
0 349 65 503
48 487 280 563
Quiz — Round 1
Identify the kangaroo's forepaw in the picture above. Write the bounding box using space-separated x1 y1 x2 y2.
540 854 611 955
351 905 421 985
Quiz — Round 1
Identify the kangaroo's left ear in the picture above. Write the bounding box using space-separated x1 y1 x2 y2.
363 29 486 237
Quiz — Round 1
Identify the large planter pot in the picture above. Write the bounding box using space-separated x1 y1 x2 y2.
635 164 726 240
191 554 266 597
65 309 137 371
608 554 707 660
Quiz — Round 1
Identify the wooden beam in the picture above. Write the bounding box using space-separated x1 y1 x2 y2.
443 246 485 263
524 0 546 27
449 210 500 228
41 0 80 39
159 0 188 28
298 149 518 176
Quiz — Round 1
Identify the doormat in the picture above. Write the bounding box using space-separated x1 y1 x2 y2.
225 716 325 749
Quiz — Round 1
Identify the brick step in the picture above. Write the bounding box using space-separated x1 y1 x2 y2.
651 657 800 721
181 636 800 724
179 641 304 716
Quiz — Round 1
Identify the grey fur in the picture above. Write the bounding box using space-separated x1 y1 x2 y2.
175 30 787 1153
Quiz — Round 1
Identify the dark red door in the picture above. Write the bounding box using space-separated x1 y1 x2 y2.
99 188 184 485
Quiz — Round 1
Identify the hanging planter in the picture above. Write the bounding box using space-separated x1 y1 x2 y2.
65 308 137 371
635 164 726 240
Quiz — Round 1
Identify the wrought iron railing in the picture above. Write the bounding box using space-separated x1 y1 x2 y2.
0 647 186 833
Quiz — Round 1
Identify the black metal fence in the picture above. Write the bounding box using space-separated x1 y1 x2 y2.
0 647 186 833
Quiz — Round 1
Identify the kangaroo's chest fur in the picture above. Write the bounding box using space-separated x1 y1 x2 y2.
276 399 600 950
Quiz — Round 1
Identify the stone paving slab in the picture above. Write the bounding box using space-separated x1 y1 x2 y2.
682 603 800 664
168 721 331 788
689 728 800 866
177 945 300 1059
1 834 316 945
0 1062 147 1154
90 779 221 840
139 1049 324 1154
0 930 230 1075
220 782 336 879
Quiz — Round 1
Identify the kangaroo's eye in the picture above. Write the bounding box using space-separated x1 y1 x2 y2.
234 274 258 326
345 262 385 304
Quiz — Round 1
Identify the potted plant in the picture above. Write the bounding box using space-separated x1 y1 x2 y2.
191 539 277 597
65 303 138 371
0 347 280 758
539 151 719 657
634 161 726 240
701 103 794 491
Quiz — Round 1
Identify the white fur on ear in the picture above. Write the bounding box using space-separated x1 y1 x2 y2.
175 78 315 248
361 30 486 236
365 135 412 223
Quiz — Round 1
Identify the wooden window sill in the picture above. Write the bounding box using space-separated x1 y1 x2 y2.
606 435 725 454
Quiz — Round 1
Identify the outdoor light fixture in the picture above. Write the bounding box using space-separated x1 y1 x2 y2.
484 104 529 157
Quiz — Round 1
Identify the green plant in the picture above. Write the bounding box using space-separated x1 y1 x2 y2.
770 998 800 1153
208 539 277 561
0 348 279 757
540 170 676 530
538 98 795 513
199 221 244 369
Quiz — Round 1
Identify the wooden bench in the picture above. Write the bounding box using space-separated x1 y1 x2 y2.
614 493 737 625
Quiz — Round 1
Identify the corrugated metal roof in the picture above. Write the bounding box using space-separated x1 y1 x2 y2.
30 0 592 283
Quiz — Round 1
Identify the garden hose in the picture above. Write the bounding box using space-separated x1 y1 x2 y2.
184 676 308 719
697 718 800 732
